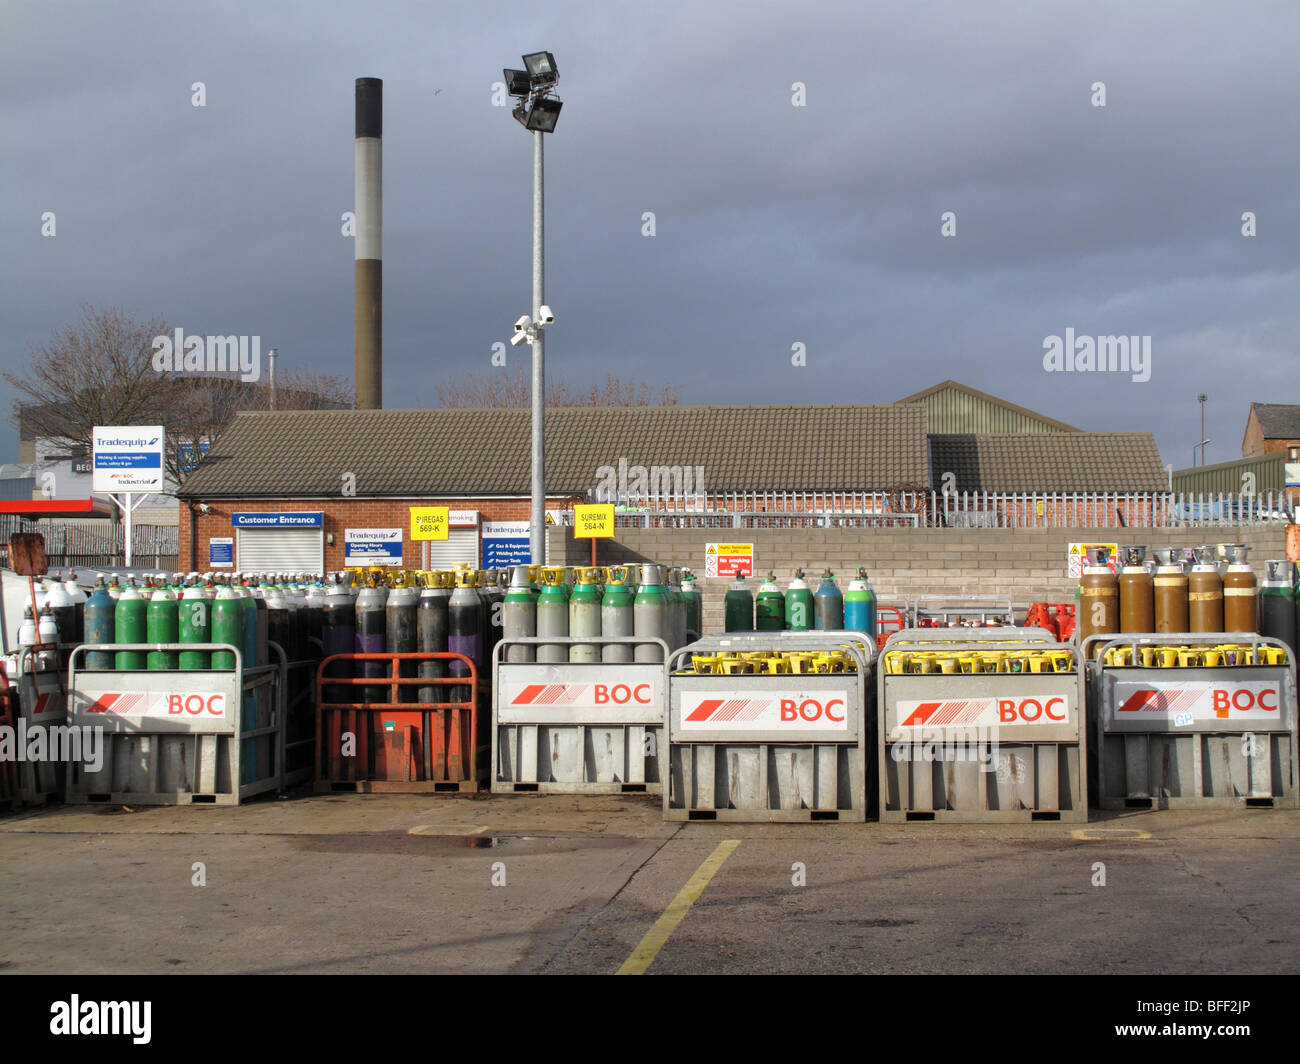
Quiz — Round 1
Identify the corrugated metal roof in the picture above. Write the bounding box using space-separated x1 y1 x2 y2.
1172 452 1285 495
178 405 931 497
895 380 1080 434
929 433 1166 492
1250 403 1300 441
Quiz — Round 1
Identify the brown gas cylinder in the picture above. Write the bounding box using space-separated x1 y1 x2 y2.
1222 544 1258 633
1118 545 1154 633
1152 547 1188 634
1188 546 1224 633
1079 546 1118 656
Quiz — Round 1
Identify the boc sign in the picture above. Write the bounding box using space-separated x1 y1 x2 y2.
92 426 164 493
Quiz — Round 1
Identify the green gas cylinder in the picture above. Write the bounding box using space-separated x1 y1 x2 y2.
211 586 244 671
146 588 180 670
785 569 813 631
179 582 212 670
756 572 785 631
724 574 754 633
114 585 147 670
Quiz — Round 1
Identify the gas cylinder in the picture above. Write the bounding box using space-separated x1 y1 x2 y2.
448 570 483 705
601 566 634 663
18 607 37 666
1078 546 1118 656
83 577 116 670
569 567 603 663
665 568 686 652
62 571 87 645
265 584 290 662
37 607 60 672
146 586 180 670
814 569 844 630
417 571 451 703
1188 547 1224 633
211 585 244 671
355 582 388 703
536 568 570 664
1260 560 1296 659
107 573 123 601
785 569 813 631
844 568 877 638
1223 545 1258 633
724 574 754 632
504 564 537 663
232 580 262 781
756 572 785 632
634 563 667 663
321 576 356 704
1152 548 1188 635
1118 546 1154 634
679 568 702 641
114 584 148 670
482 570 505 661
179 581 211 670
42 579 74 673
386 583 419 702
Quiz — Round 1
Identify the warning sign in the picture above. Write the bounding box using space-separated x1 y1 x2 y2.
573 504 614 538
410 507 449 541
704 542 754 578
1067 542 1117 579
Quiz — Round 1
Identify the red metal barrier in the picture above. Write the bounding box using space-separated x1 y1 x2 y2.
875 606 908 649
0 667 18 808
314 652 484 793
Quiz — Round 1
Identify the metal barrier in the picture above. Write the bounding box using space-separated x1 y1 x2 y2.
11 646 71 806
269 639 318 789
65 643 283 806
911 596 1015 628
877 632 1088 822
665 632 875 822
0 669 19 808
492 636 670 794
885 627 1056 647
314 651 483 792
1088 633 1298 810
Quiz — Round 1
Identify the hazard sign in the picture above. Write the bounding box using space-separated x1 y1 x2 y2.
1066 542 1117 579
410 507 449 541
573 503 615 538
704 542 753 578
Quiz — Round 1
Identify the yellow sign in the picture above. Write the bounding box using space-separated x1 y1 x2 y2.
410 506 449 541
573 504 615 538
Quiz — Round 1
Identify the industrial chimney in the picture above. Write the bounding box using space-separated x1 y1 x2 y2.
354 77 382 409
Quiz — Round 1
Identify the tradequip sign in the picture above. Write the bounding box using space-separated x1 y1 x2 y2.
92 426 165 493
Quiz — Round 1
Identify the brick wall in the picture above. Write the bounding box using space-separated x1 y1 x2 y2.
180 496 581 572
562 525 1291 634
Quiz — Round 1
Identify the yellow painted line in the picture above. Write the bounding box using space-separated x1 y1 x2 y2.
617 839 741 976
408 824 490 836
1072 827 1152 840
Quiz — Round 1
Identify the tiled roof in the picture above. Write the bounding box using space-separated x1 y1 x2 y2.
178 405 931 497
928 433 1166 492
1250 403 1300 441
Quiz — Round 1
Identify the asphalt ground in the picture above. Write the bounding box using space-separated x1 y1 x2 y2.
1 791 1296 976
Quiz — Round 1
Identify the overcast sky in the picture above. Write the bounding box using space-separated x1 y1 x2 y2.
2 0 1296 474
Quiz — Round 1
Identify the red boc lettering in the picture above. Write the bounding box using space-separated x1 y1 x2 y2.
779 698 845 722
594 684 652 705
1000 697 1067 723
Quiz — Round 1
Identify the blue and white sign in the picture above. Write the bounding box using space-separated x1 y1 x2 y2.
231 512 324 528
345 528 404 567
482 520 532 568
92 425 164 492
209 537 234 567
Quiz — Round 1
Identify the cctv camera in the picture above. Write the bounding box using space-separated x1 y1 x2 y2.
538 305 554 324
198 503 212 514
509 330 529 347
514 314 532 331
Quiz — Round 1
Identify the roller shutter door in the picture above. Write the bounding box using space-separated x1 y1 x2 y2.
421 529 480 569
236 529 325 575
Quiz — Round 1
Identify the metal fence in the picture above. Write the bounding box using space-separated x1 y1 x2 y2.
0 516 179 571
594 491 1295 530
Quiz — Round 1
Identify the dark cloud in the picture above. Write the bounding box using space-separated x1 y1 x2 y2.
2 0 1295 469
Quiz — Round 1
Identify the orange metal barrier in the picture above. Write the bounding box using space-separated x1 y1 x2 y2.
0 667 18 808
875 606 907 649
314 652 484 792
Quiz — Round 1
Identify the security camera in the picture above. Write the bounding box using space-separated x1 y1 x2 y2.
538 305 554 324
510 329 529 347
198 503 212 514
514 314 531 331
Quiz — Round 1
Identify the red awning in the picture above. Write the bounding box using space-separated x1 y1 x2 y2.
0 498 115 519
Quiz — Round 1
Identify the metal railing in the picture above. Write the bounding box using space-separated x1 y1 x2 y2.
0 516 178 571
587 490 1295 530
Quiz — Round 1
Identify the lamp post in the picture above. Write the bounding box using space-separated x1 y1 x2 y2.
1197 393 1207 466
503 51 562 565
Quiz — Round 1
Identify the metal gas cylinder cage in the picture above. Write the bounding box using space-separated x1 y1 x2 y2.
665 632 876 822
877 633 1088 823
492 636 670 794
64 642 284 806
1087 632 1298 810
